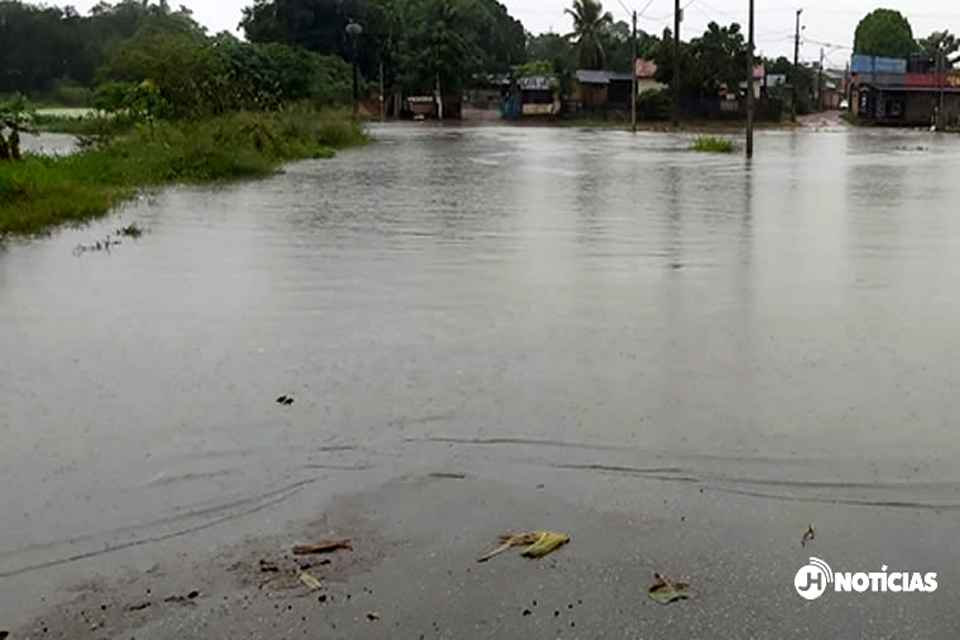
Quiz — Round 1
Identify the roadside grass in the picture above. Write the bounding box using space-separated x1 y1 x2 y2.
692 135 735 153
1 107 365 237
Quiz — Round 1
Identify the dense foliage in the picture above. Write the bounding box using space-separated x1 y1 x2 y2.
918 31 960 68
854 9 917 59
241 0 526 95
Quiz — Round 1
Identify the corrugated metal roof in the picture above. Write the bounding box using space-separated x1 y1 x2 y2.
575 69 634 85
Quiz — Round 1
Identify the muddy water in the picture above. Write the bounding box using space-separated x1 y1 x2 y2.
3 125 960 618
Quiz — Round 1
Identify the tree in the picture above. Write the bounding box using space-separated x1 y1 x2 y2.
565 0 613 69
527 32 576 74
854 9 917 58
918 31 960 68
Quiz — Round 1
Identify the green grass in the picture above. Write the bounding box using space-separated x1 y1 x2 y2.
1 107 365 237
692 135 735 153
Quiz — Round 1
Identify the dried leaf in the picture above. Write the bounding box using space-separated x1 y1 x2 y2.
297 570 322 591
648 573 693 605
801 524 815 547
292 539 352 555
477 532 541 563
521 531 570 559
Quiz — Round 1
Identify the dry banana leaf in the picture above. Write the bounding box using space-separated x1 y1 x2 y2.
801 524 815 547
648 573 693 605
521 531 570 559
297 570 323 591
292 539 352 555
477 532 540 562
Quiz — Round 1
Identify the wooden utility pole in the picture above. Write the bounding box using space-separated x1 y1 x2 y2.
792 8 802 121
673 0 681 126
632 10 638 133
379 61 385 122
938 50 946 130
746 0 755 158
817 47 824 112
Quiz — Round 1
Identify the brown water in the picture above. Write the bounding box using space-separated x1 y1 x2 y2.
3 125 960 614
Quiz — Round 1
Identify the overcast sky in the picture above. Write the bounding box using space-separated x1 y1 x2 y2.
66 0 960 68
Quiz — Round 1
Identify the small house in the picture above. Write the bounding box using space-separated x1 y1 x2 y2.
636 59 666 94
568 69 635 114
518 76 560 116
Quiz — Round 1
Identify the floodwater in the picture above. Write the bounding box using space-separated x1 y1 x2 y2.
3 124 960 623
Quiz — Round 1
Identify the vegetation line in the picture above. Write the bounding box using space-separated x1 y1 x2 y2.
0 108 365 238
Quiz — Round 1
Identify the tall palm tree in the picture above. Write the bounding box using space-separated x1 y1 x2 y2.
565 0 614 70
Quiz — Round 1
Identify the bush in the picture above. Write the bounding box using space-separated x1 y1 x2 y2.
692 135 735 153
637 88 671 120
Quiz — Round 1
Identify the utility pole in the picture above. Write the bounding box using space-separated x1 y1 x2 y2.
673 0 681 127
938 50 946 131
746 0 755 158
792 8 802 121
379 61 385 122
632 10 638 133
817 47 824 112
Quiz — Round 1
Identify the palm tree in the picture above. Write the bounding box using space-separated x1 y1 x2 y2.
918 31 960 68
565 0 614 70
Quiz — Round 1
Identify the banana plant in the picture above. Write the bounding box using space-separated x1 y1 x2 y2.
0 94 37 162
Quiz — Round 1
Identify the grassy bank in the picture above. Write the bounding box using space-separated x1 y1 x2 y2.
0 108 365 237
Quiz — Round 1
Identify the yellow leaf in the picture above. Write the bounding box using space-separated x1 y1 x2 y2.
520 531 570 559
297 570 322 591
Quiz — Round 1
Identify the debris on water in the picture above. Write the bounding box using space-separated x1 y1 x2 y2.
297 570 322 592
648 573 693 605
478 530 569 562
0 630 8 639
259 559 279 572
366 612 379 621
72 237 122 256
275 395 294 405
521 531 570 559
292 539 351 555
802 524 815 547
428 472 466 479
164 590 200 605
522 609 532 617
126 602 152 611
116 223 144 238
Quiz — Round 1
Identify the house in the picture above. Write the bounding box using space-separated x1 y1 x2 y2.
567 69 634 114
851 54 960 126
853 73 960 126
636 59 665 94
517 76 560 116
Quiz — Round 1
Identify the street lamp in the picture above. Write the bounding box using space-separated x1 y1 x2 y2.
345 19 363 115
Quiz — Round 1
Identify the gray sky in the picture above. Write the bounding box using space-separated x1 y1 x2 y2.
67 0 960 68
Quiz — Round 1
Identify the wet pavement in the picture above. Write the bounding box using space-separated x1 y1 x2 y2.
2 124 960 637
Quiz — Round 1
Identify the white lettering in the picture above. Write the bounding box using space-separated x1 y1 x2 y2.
888 573 902 592
835 572 853 592
852 573 870 592
924 573 938 592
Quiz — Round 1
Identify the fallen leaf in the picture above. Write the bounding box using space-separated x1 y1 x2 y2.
293 539 352 555
521 531 570 559
801 524 815 547
648 573 693 605
477 532 540 563
297 570 322 591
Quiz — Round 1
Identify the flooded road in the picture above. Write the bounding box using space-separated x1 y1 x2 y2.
3 125 960 632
